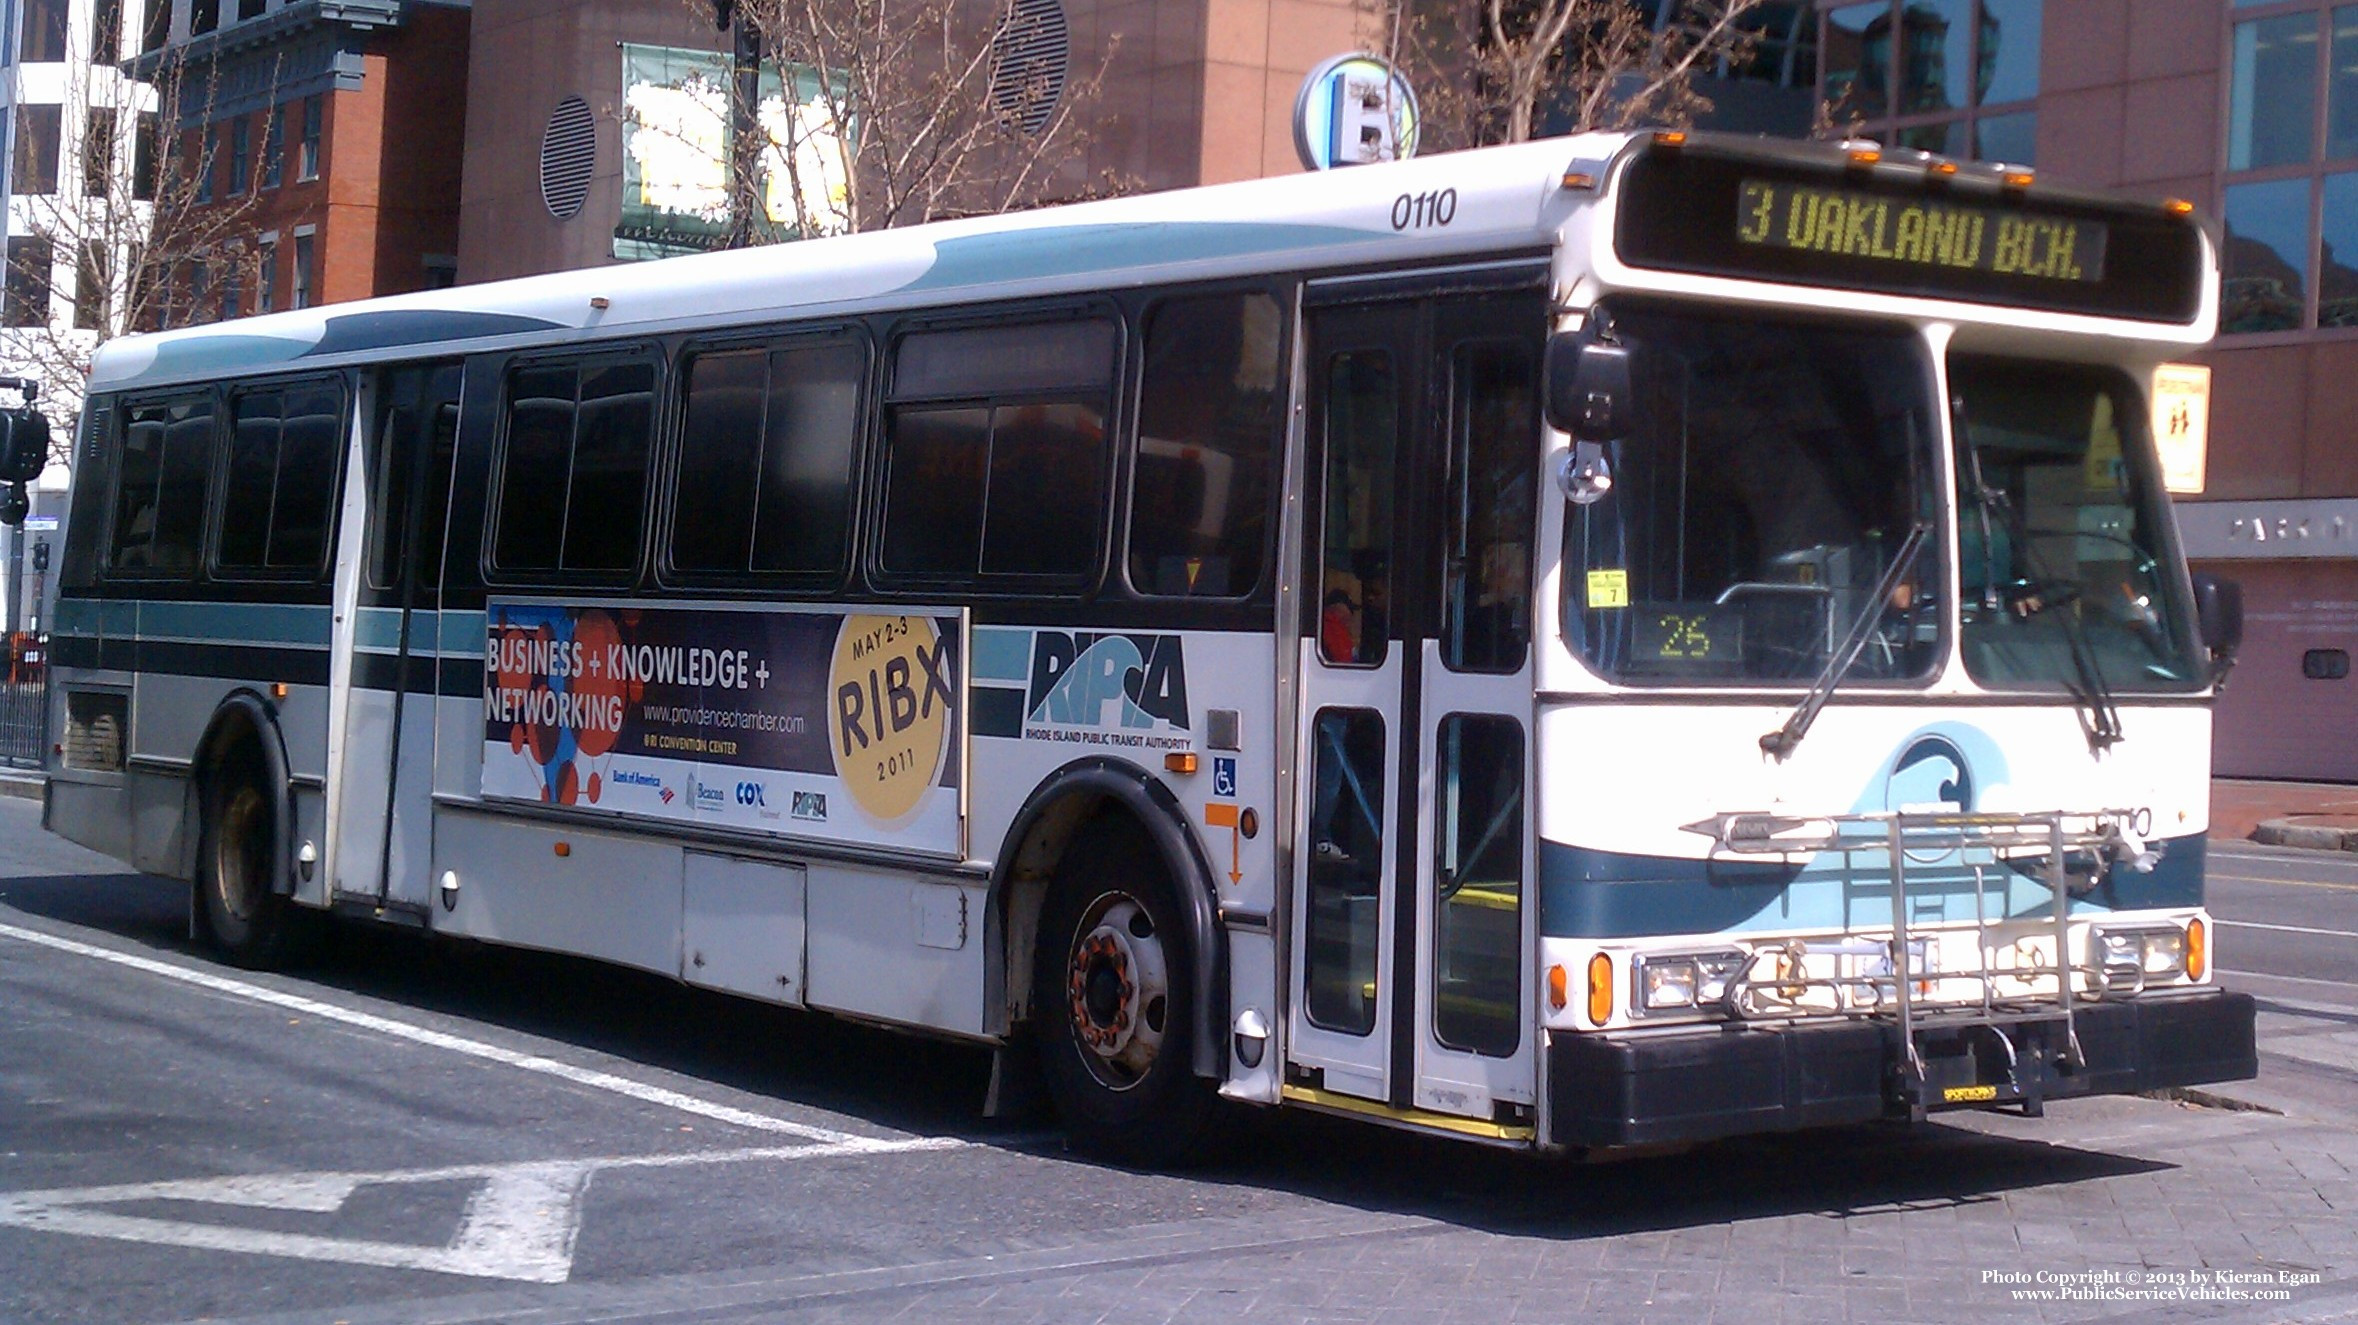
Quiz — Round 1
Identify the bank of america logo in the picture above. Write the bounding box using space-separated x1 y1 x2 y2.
659 787 675 804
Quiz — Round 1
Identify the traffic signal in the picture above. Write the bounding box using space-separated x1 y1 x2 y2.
31 541 49 572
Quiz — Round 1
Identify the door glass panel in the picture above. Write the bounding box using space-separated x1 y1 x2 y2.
1433 714 1523 1057
1319 351 1397 667
1442 339 1536 673
1305 706 1385 1035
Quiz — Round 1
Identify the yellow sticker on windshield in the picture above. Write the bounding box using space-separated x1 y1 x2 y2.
1586 569 1630 609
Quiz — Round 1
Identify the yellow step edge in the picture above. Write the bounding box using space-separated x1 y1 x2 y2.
1280 1083 1535 1141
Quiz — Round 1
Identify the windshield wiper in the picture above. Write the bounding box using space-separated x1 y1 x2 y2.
1761 521 1930 761
1958 424 2124 751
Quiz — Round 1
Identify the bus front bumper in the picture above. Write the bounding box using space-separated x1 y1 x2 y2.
1545 990 2258 1150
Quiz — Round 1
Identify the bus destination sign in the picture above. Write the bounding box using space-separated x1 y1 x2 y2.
1612 149 2204 323
1735 178 2107 285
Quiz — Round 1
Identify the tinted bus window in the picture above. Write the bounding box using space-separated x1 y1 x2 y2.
493 358 656 575
1128 292 1281 597
881 318 1112 582
672 338 863 576
109 395 214 575
219 380 342 572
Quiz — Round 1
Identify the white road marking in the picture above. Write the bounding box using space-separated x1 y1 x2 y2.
0 919 873 1143
2216 918 2358 939
0 1139 964 1283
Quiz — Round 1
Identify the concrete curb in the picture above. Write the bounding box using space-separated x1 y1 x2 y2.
0 771 43 802
2253 818 2358 853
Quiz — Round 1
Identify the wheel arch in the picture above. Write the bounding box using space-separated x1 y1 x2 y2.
990 756 1228 1080
191 690 297 904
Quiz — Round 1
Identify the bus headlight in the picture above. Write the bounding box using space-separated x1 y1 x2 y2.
2094 926 2188 981
1633 951 1748 1013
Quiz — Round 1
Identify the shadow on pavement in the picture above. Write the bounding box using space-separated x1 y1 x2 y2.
0 867 2174 1242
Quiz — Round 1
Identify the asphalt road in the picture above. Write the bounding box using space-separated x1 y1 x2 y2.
6 794 2358 1325
2205 840 2358 989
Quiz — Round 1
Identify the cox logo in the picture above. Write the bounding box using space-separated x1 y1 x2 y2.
735 782 766 807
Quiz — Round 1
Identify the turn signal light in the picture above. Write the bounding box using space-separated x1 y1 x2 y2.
1586 953 1613 1026
1547 964 1568 1011
2186 917 2208 980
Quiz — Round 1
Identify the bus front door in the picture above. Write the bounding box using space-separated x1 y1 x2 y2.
1290 284 1542 1132
329 363 462 915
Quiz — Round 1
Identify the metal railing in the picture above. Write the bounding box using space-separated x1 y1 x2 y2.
2 632 48 768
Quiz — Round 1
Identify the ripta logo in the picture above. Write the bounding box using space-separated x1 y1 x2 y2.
1025 633 1189 731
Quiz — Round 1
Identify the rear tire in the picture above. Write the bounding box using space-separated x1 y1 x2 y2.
1034 818 1215 1166
199 747 315 969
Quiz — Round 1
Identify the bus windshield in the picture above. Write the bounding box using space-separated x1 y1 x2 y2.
1563 306 1940 684
1951 356 2203 692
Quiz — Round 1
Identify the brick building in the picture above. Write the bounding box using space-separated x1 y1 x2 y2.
138 0 472 319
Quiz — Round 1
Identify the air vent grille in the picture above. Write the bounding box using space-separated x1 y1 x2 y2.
990 0 1069 135
63 691 125 772
540 96 596 220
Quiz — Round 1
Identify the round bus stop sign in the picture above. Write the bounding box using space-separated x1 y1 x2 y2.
1293 54 1419 171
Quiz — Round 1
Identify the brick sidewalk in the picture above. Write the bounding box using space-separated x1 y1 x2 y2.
2211 779 2358 842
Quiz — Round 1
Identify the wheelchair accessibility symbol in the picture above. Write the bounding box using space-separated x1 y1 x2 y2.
1213 757 1236 797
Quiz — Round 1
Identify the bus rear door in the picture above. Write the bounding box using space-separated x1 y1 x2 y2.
330 363 462 915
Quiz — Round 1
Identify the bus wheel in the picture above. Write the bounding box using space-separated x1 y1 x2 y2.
199 759 312 969
1034 821 1214 1166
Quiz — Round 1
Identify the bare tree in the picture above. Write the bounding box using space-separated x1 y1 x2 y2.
3 45 267 458
638 0 1122 245
1372 0 1769 152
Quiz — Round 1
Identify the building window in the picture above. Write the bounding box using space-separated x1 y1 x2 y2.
92 0 124 61
22 0 68 62
220 255 241 321
258 238 276 312
229 117 250 194
299 96 321 180
5 238 53 328
194 127 216 203
15 105 62 195
133 112 158 202
292 231 313 308
262 105 284 189
84 108 117 199
2221 3 2358 333
191 0 219 35
74 242 110 332
237 0 264 18
140 0 168 53
1821 0 2041 163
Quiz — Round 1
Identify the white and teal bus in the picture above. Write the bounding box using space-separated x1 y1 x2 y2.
31 130 2256 1161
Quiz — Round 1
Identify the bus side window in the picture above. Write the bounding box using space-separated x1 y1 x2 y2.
1127 291 1281 598
493 357 656 576
109 395 214 576
671 337 862 577
880 318 1113 583
218 379 342 574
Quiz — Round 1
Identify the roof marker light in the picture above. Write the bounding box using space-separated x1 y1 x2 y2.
1848 147 1882 167
2164 197 2196 216
1561 169 1598 190
1653 130 1688 148
2001 169 2035 189
1931 160 1959 177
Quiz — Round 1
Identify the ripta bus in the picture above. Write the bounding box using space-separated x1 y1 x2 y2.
31 129 2256 1162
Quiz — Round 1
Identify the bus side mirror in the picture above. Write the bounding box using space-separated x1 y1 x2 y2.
1543 330 1633 442
2191 571 2242 682
0 407 48 486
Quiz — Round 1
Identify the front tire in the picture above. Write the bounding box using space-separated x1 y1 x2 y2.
199 749 315 969
1034 819 1215 1165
